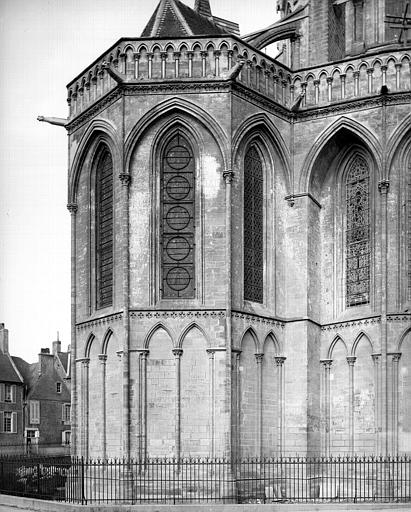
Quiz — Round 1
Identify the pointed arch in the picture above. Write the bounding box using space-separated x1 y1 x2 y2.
144 323 174 349
125 97 228 171
299 116 383 193
386 112 411 173
352 331 373 356
328 335 348 359
178 322 209 348
101 328 114 355
263 331 281 355
84 333 96 358
240 326 260 352
232 113 292 194
398 326 411 352
68 119 120 204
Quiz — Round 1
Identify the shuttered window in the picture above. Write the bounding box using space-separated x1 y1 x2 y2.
96 148 114 308
29 400 40 424
1 411 17 433
244 146 264 303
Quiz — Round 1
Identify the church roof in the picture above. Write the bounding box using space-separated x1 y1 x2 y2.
141 0 228 38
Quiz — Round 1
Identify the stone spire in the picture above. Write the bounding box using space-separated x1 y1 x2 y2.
194 0 212 18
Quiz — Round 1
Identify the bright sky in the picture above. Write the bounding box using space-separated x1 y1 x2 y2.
0 0 278 363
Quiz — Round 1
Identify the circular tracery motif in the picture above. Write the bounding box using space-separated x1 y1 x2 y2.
166 175 190 200
166 145 191 170
166 267 190 291
166 206 190 231
166 236 190 261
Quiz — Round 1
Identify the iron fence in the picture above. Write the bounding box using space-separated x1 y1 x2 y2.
0 455 409 504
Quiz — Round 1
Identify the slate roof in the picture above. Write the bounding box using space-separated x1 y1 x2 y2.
57 352 69 374
141 0 227 38
0 351 23 383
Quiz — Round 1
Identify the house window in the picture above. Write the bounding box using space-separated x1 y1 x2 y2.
346 154 370 307
95 146 114 309
244 145 264 303
29 400 40 424
62 431 71 445
3 384 15 403
62 403 71 424
56 382 62 393
161 131 195 299
2 411 17 433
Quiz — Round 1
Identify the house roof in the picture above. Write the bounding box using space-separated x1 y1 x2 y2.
141 0 227 38
0 351 23 383
57 351 69 374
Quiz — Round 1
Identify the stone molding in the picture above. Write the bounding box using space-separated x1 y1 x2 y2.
76 313 123 331
232 311 285 329
321 315 381 331
130 309 225 319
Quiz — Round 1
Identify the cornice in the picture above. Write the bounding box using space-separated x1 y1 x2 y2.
321 316 381 331
232 310 285 329
387 313 411 322
296 91 411 121
76 312 123 331
129 309 226 320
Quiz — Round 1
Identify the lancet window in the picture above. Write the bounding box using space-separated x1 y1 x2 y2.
95 147 114 308
161 132 195 299
244 145 263 303
346 154 370 307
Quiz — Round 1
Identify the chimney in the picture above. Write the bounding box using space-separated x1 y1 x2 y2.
52 332 61 355
194 0 212 18
39 348 51 375
0 323 9 353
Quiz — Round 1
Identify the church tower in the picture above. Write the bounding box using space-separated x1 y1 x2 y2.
54 0 411 460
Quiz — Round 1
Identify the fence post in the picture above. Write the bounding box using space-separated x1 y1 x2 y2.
81 456 85 505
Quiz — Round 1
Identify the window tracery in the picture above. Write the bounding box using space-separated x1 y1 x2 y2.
161 132 195 299
244 145 263 303
95 147 114 308
346 154 370 307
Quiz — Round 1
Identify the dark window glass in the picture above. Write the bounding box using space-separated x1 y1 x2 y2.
346 154 370 307
161 132 195 299
96 148 114 308
244 146 263 303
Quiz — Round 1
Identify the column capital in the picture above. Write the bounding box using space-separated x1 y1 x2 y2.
346 356 357 366
116 350 123 360
255 353 264 364
206 348 216 359
378 180 390 194
200 51 208 58
326 76 333 83
172 348 183 358
98 354 108 364
67 203 78 214
173 52 181 59
353 70 360 78
371 352 381 362
138 349 149 360
275 356 286 367
119 173 131 186
223 169 235 184
320 358 333 368
390 352 402 362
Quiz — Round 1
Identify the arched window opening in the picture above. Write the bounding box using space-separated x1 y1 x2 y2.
244 145 263 303
95 147 114 309
161 132 195 299
407 157 411 302
346 154 370 307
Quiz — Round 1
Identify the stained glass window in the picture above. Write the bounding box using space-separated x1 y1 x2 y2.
244 145 263 303
346 154 370 307
96 147 114 308
161 132 195 299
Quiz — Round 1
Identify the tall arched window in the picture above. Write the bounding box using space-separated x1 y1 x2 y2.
161 132 195 299
244 145 263 303
346 154 370 307
95 147 114 308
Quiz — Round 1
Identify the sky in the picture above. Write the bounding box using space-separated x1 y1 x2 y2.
0 0 278 363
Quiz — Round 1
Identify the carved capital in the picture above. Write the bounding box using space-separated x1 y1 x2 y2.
214 50 221 57
82 357 90 368
223 170 235 184
371 353 381 363
173 52 181 59
353 71 360 78
366 68 374 75
320 359 333 369
378 180 389 194
255 353 264 364
186 51 194 58
67 203 78 214
138 349 149 360
391 352 402 363
313 79 320 86
119 173 131 186
133 52 140 60
284 194 295 207
98 354 107 364
116 350 123 361
200 51 208 58
172 348 183 358
160 52 168 60
346 356 356 366
206 348 216 359
275 356 286 367
326 76 333 84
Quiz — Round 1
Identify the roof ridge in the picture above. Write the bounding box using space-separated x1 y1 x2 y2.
167 0 192 36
